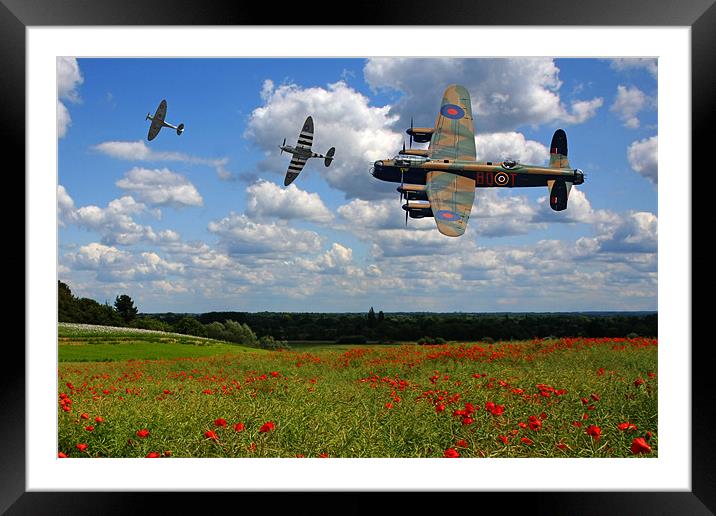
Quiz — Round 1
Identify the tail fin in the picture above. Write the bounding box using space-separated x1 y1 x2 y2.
324 147 335 167
176 123 185 136
547 130 572 211
549 129 570 169
146 113 152 121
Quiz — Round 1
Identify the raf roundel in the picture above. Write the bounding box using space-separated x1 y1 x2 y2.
440 103 465 120
436 209 460 221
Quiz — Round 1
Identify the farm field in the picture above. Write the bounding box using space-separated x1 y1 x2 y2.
58 328 657 458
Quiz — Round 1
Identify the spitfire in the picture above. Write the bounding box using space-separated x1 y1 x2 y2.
279 116 336 186
146 99 184 141
371 85 585 237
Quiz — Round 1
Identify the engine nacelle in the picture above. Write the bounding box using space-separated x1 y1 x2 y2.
406 127 434 143
402 200 433 218
397 184 428 201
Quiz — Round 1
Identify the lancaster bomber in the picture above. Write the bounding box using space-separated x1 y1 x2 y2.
280 116 335 186
371 84 585 237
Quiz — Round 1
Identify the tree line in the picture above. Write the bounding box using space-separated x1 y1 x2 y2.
59 281 657 343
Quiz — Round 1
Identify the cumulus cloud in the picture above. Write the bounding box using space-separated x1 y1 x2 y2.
93 140 232 179
627 135 658 184
57 57 83 138
363 58 604 132
579 211 658 254
116 167 203 207
57 101 71 139
609 58 658 79
610 85 651 129
474 132 549 164
65 243 184 282
57 185 177 246
208 212 324 255
245 80 401 200
245 180 333 223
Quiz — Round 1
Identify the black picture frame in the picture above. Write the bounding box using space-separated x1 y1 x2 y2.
7 0 710 513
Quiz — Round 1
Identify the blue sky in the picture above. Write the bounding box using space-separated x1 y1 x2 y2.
57 57 658 313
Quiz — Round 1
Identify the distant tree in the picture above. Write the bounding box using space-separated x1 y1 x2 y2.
173 316 207 337
114 294 138 323
377 311 385 323
367 307 376 328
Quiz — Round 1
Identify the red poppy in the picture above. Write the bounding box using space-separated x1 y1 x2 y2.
539 412 548 420
455 439 468 448
581 397 589 405
572 421 583 428
85 425 94 432
520 437 534 445
204 430 219 440
498 435 509 445
80 413 89 420
76 443 88 451
491 405 505 416
634 378 645 387
462 417 474 425
163 450 172 457
163 389 172 394
146 452 161 458
444 448 460 458
270 371 280 377
586 425 602 439
529 420 542 431
58 452 68 458
295 454 306 458
214 418 227 428
259 421 275 433
234 422 246 432
631 437 652 454
318 452 329 458
385 402 393 409
618 422 638 431
94 416 104 423
435 403 446 413
518 422 528 429
591 393 601 402
136 429 150 438
556 442 569 450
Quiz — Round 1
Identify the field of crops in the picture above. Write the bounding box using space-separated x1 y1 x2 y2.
58 329 657 458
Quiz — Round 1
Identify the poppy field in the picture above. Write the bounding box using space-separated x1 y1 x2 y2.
58 334 657 458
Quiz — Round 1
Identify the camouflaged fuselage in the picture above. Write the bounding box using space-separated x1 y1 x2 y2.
371 158 584 188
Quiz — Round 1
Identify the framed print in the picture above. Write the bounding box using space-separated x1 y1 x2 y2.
8 0 712 513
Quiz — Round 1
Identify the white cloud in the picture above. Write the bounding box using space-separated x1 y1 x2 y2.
245 80 401 200
474 132 549 164
627 136 658 184
116 167 203 207
245 180 333 223
610 85 650 129
65 243 184 282
363 58 603 132
57 101 71 139
57 57 83 138
609 58 658 79
57 57 83 103
57 185 77 226
93 140 231 179
208 212 324 255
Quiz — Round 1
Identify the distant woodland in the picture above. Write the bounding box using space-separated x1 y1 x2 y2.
58 281 657 345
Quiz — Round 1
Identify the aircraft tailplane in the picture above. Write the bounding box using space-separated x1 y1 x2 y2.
324 147 335 167
176 123 185 136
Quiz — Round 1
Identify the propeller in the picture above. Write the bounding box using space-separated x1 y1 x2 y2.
280 138 286 155
405 207 409 226
409 117 414 149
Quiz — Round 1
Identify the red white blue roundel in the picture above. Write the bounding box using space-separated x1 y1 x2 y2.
440 104 465 120
436 209 460 221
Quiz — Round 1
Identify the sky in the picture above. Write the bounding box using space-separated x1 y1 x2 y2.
57 57 658 314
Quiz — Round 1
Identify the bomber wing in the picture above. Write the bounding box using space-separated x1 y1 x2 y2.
425 170 476 237
428 85 476 162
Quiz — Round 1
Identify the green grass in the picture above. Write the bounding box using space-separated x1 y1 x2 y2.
58 335 657 458
58 323 260 362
